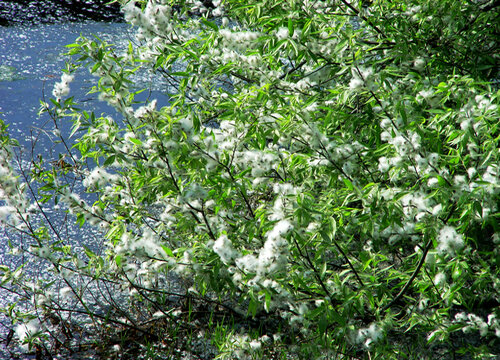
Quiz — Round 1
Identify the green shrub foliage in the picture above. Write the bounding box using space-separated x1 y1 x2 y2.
1 0 499 358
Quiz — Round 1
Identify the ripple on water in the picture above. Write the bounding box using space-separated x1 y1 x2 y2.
0 21 171 356
0 21 169 145
0 0 123 26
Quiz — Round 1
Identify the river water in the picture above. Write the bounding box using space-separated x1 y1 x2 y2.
0 21 169 145
0 21 170 357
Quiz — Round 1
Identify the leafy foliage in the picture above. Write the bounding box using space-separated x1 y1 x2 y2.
1 0 499 358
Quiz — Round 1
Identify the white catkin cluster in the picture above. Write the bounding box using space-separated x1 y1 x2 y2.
0 146 30 227
52 73 74 101
354 323 383 348
454 312 500 338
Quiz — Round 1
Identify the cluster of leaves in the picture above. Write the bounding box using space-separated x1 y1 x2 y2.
1 0 499 358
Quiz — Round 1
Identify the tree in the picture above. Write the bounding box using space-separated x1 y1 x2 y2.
1 0 499 358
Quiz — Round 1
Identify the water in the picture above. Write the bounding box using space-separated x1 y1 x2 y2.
0 21 171 357
0 0 123 25
0 21 167 143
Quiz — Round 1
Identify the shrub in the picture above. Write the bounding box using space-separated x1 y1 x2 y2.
1 0 499 358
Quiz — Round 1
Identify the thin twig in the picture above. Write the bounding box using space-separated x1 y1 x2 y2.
332 237 364 287
381 237 433 313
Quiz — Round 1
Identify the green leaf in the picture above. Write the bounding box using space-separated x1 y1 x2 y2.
201 18 218 31
288 18 294 37
83 245 96 260
162 245 175 257
331 308 346 327
320 230 331 244
302 18 312 37
129 137 142 146
248 293 258 317
343 178 354 191
320 262 327 279
318 314 328 336
104 155 116 166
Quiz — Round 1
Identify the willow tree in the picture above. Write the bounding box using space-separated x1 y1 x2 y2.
1 0 499 358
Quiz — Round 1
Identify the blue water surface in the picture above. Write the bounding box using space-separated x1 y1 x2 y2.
0 21 168 150
0 22 170 357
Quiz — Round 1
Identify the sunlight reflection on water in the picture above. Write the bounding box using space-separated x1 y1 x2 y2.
0 21 170 356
